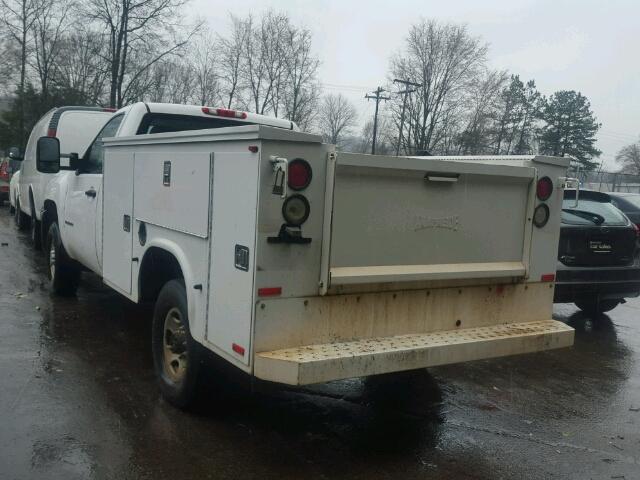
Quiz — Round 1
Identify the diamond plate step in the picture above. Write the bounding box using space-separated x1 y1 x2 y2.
254 320 574 385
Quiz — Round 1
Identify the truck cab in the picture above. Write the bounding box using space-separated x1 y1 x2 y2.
40 102 297 279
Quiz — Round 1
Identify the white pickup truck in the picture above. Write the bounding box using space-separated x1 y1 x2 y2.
33 102 297 282
31 103 575 408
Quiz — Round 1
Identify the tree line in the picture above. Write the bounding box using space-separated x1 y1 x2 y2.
0 2 608 170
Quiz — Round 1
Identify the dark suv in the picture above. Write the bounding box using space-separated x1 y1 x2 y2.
554 189 640 314
608 192 640 226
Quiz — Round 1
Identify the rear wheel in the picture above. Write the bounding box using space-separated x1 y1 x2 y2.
14 198 29 230
47 221 80 296
575 298 621 315
152 279 202 409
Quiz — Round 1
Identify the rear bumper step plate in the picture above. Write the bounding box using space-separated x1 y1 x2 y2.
254 320 574 385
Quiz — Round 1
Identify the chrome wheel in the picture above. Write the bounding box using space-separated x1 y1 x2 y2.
49 242 56 280
162 307 188 383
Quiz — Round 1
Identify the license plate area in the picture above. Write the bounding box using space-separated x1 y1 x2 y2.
589 238 613 253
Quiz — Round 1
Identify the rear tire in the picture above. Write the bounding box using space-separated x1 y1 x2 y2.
14 198 29 230
47 221 80 296
575 298 621 315
152 279 202 409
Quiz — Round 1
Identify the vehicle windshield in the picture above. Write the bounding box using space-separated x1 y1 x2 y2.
561 199 627 226
136 113 251 135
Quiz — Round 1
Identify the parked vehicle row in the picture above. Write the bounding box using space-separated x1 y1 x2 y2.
0 157 10 204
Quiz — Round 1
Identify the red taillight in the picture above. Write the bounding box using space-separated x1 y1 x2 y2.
288 159 312 191
232 343 245 356
536 176 553 201
258 287 282 297
201 107 248 119
47 128 57 137
103 107 117 112
0 162 9 180
634 223 640 238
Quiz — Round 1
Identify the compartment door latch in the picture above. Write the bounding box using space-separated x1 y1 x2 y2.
270 156 288 198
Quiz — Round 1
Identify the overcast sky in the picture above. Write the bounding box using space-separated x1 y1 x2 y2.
193 0 639 169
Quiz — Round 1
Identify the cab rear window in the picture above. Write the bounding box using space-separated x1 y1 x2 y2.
136 113 251 135
561 199 627 226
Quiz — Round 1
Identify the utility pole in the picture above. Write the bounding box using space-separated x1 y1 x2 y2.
393 78 421 156
365 87 390 155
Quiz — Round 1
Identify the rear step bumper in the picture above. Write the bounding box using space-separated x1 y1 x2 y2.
254 320 574 385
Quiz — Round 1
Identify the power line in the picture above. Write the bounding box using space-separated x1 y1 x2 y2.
393 78 421 156
365 87 390 155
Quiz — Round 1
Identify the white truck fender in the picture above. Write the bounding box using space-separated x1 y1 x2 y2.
41 174 69 239
138 237 198 332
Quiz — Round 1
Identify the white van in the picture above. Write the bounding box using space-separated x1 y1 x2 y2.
11 106 114 247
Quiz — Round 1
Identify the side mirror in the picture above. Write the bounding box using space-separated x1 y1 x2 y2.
36 136 61 174
8 147 23 161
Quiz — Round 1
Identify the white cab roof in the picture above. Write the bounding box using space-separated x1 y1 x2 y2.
128 103 299 131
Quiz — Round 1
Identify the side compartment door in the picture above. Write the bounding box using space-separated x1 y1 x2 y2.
102 149 134 295
207 152 259 365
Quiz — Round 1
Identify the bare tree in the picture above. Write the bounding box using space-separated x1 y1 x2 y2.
53 30 109 104
217 14 248 109
389 20 488 154
280 25 320 130
0 0 42 141
191 28 219 106
318 93 357 146
617 141 640 174
491 75 540 155
357 115 395 154
0 37 16 95
237 11 320 126
84 0 197 108
32 0 72 99
242 12 288 115
457 69 507 154
144 59 196 104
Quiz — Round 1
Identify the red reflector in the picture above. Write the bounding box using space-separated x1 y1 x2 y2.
47 128 57 137
103 108 117 112
541 274 555 282
288 159 312 190
536 176 553 201
248 145 259 153
232 343 245 356
258 287 282 297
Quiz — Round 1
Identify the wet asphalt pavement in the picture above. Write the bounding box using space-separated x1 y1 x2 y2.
1 205 639 480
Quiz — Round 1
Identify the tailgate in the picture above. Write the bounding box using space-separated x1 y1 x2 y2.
321 153 536 290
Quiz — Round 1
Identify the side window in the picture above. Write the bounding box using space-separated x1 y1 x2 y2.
85 114 124 173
